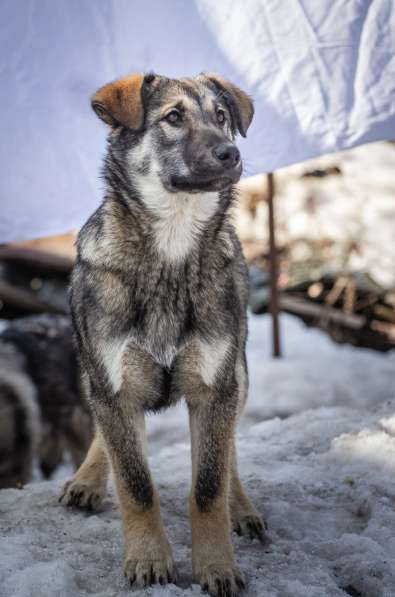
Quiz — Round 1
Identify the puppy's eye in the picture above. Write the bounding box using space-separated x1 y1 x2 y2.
216 109 226 125
166 110 181 124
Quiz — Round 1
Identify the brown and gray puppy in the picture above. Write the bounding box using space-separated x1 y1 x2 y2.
60 72 265 596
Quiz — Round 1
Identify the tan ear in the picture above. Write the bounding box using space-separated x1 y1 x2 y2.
202 73 254 137
91 74 145 130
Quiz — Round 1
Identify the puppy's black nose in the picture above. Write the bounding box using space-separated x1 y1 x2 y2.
212 143 240 168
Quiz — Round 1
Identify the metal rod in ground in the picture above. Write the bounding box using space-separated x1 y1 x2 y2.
267 172 282 357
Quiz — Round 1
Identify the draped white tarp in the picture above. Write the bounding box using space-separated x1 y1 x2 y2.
1 0 394 242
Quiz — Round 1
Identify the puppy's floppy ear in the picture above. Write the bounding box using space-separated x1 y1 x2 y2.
91 73 147 130
203 73 254 137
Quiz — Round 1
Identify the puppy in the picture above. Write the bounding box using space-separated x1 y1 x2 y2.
60 72 265 596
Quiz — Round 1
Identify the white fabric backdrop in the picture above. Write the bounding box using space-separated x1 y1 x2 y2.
1 0 394 242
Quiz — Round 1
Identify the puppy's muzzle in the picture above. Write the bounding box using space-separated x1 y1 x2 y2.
212 142 240 169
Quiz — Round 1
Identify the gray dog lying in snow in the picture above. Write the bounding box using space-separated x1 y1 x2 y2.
0 314 92 488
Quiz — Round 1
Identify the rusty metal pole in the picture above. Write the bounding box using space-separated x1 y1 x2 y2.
267 172 281 357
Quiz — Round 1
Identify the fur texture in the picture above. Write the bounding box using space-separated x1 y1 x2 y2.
61 72 264 596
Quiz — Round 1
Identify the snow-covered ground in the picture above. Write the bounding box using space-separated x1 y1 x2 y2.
1 314 395 597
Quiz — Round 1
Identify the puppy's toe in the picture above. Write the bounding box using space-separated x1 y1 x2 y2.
199 564 245 597
124 557 177 588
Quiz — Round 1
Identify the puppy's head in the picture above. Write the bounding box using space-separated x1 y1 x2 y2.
91 72 254 194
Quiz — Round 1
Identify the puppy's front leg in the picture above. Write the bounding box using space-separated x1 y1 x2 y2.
97 401 176 587
88 350 176 589
188 395 245 596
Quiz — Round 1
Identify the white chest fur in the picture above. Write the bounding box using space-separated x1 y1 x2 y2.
130 147 219 261
148 190 219 261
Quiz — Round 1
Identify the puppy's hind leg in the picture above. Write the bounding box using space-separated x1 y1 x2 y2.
230 355 267 542
230 442 267 543
60 429 109 511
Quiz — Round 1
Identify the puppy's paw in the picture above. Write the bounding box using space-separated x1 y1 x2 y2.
59 478 104 512
197 564 245 596
233 513 268 543
124 549 177 588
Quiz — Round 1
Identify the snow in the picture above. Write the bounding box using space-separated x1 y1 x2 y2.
1 313 395 596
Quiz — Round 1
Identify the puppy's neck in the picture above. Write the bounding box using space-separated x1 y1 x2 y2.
132 170 221 262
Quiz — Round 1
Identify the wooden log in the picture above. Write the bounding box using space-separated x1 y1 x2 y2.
0 247 73 274
280 295 366 329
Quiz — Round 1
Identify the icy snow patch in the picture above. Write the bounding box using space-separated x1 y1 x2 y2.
2 404 395 596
